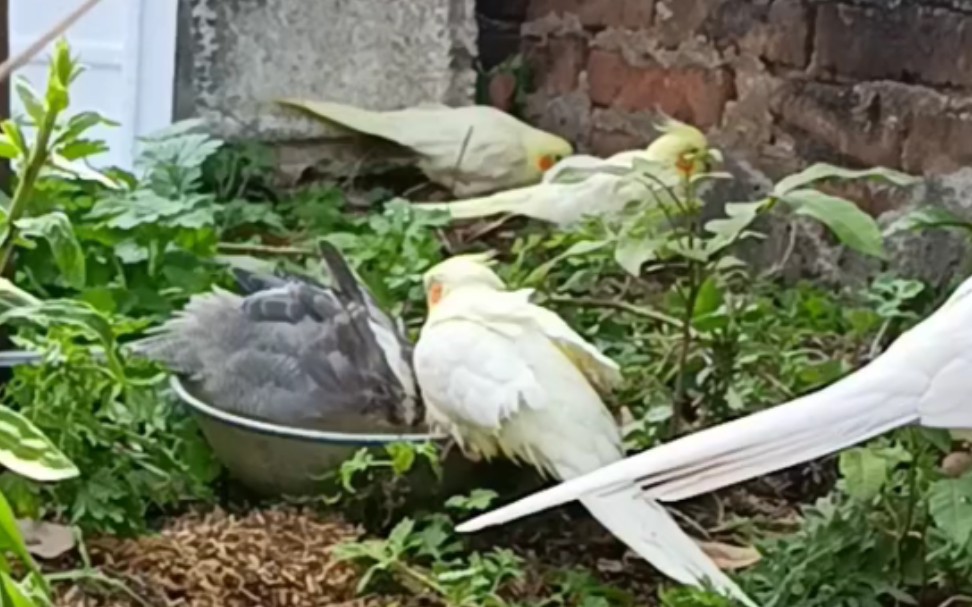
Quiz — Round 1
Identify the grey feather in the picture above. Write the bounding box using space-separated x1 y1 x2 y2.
128 249 423 432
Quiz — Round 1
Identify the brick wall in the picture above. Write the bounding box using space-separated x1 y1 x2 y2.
481 0 972 178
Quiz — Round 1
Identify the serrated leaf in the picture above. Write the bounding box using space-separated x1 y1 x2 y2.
781 188 886 259
0 404 78 482
15 212 86 288
929 476 972 546
773 163 920 197
839 447 888 501
385 443 416 476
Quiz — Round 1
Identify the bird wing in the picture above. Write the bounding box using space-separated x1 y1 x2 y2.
416 291 755 605
457 280 972 531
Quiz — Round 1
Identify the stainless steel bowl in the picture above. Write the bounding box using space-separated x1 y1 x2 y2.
170 375 451 496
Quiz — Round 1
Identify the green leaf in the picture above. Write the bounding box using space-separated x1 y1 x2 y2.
445 489 499 513
0 141 19 160
773 163 920 197
13 81 44 125
928 476 972 546
16 212 86 288
614 236 662 276
0 570 37 607
839 447 888 501
884 207 972 237
781 188 886 259
0 404 79 482
57 139 108 161
53 111 118 148
0 492 37 575
385 443 416 476
1 122 27 157
47 153 122 189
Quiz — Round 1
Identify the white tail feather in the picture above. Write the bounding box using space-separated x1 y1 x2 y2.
581 489 757 606
414 188 537 220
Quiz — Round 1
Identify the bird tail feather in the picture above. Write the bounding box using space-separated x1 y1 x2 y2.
458 360 922 531
277 99 402 144
580 488 757 606
413 188 537 220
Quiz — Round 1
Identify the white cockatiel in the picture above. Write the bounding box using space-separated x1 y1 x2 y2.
413 254 757 606
278 99 573 197
457 274 972 535
411 118 715 226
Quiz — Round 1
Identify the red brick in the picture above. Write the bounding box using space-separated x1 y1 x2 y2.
488 73 518 112
525 35 588 94
587 50 629 105
577 0 654 29
814 4 972 87
587 50 733 129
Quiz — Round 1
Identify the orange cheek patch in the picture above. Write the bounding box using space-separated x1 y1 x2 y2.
428 283 444 308
538 155 555 172
676 155 695 176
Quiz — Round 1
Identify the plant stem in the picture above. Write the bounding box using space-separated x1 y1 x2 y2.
670 263 701 436
0 106 59 272
217 241 313 257
548 295 694 334
669 170 701 436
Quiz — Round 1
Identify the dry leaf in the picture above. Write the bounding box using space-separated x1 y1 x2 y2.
16 519 76 559
696 540 762 571
942 451 972 478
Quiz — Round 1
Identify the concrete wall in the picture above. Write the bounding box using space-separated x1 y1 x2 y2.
174 0 477 143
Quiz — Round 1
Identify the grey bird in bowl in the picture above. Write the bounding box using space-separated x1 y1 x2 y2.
127 240 423 434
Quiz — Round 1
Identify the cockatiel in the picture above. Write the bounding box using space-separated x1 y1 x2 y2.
128 241 422 433
279 99 573 197
411 118 714 226
412 254 757 606
458 273 972 536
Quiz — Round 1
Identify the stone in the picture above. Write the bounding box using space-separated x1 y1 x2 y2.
587 50 734 128
527 0 581 21
175 0 478 141
589 129 647 156
763 0 811 67
524 35 588 94
575 0 655 29
773 81 907 168
903 111 972 174
813 4 972 88
654 0 718 47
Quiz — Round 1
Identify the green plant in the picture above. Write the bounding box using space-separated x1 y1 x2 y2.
0 39 121 287
0 285 219 534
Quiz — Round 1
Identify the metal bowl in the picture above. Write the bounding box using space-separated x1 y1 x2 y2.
170 375 451 496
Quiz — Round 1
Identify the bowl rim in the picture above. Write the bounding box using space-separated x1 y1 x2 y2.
170 375 447 445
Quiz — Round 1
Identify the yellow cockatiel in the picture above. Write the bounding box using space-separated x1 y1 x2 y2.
279 99 573 197
412 254 757 606
411 118 715 226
